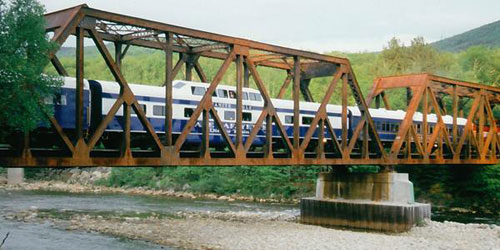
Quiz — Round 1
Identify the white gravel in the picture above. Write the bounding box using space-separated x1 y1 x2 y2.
6 210 500 250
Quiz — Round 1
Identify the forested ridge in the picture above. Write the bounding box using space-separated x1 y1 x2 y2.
432 20 500 52
40 36 500 214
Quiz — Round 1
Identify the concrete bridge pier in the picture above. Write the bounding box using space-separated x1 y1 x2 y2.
300 167 430 232
7 168 24 185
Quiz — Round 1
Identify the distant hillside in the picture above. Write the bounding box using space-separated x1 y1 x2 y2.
432 20 500 52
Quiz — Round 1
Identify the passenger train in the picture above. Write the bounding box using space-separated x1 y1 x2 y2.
43 77 468 151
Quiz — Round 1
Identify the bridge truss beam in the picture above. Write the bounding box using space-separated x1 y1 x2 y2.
0 5 498 167
367 73 500 164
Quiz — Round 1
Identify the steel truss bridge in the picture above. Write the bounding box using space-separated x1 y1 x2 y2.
1 4 500 167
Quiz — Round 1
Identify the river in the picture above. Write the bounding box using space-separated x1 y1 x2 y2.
0 189 297 249
0 189 498 249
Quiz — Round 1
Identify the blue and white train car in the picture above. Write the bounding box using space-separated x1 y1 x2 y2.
94 78 344 148
48 77 467 150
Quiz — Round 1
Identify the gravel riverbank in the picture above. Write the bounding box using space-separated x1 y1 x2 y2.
1 180 297 204
1 176 499 249
5 208 500 250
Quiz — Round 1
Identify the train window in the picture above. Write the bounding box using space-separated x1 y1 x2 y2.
416 124 421 133
302 116 313 125
376 121 382 130
191 86 206 96
217 89 228 98
132 104 147 115
59 95 67 105
184 108 194 118
48 93 66 105
228 90 237 99
243 92 249 100
243 112 252 122
249 93 257 101
224 110 235 121
153 105 165 116
429 126 434 134
255 93 262 101
285 115 294 124
174 82 185 88
392 124 399 132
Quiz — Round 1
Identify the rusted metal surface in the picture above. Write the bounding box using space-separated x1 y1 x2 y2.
367 73 500 164
1 5 499 167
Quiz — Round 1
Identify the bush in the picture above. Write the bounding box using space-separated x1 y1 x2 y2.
105 167 160 188
104 166 320 199
397 164 500 214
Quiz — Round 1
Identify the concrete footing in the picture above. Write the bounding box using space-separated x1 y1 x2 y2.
300 171 431 232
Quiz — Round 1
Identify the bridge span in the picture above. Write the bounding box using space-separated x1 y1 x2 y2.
1 4 500 168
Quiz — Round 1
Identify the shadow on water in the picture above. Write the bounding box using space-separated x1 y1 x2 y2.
432 207 500 225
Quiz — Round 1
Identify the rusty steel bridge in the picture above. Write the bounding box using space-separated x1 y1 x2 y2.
1 4 500 167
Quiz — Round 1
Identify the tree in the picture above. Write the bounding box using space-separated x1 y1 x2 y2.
407 36 441 73
381 37 410 74
0 0 62 135
460 46 500 86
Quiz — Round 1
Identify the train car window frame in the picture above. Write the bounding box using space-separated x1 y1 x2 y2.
243 92 249 100
243 112 252 122
255 93 262 101
391 124 399 132
174 82 185 89
285 115 294 124
191 86 206 96
132 104 147 115
184 108 194 118
228 90 237 99
224 110 236 121
382 123 388 131
153 105 165 116
217 89 228 98
302 116 313 125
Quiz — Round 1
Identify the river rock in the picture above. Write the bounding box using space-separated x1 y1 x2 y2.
0 176 7 185
92 171 102 180
218 196 230 201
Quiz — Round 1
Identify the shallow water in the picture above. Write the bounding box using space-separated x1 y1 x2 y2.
0 216 165 250
0 189 298 249
0 189 497 249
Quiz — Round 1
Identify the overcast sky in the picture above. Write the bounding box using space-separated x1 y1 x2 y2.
41 0 500 53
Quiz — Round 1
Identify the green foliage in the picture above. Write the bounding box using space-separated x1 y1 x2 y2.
103 166 320 199
0 0 62 134
348 165 380 173
397 165 500 214
105 167 160 188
